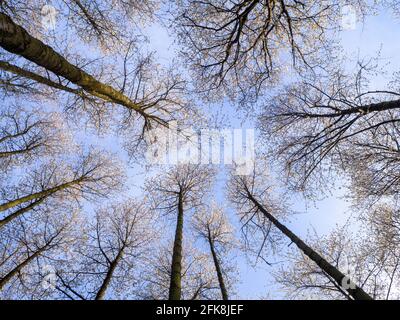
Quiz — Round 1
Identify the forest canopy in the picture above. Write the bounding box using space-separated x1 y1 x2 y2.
1 0 400 300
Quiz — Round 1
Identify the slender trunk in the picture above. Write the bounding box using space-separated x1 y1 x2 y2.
168 192 184 300
337 99 400 116
207 228 228 300
0 60 91 99
0 247 44 291
0 197 46 229
55 273 87 300
287 99 400 119
0 13 153 121
95 249 124 300
190 286 202 300
0 179 82 212
247 193 373 301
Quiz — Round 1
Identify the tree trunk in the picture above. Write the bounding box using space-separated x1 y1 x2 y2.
293 99 400 119
0 13 152 121
207 228 229 300
0 60 90 98
168 192 184 300
0 148 39 158
247 193 373 300
0 178 83 212
0 197 46 229
0 247 44 291
95 249 124 300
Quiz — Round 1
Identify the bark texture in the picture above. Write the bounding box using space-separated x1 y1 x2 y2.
168 193 184 300
0 13 152 120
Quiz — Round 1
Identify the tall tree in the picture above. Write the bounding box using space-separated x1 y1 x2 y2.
0 12 185 133
146 164 214 300
273 221 400 300
192 205 236 300
258 62 400 194
0 0 158 50
52 199 156 300
0 105 67 172
0 150 123 228
173 0 367 102
0 205 76 296
228 166 373 300
141 242 220 300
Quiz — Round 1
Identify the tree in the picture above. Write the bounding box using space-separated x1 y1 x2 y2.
0 149 123 228
192 205 236 300
0 105 67 173
173 0 366 103
227 165 373 300
146 164 214 300
258 62 400 194
0 58 92 99
140 242 220 300
273 221 400 300
0 12 186 135
0 0 158 50
0 204 77 297
341 119 400 206
52 199 157 300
